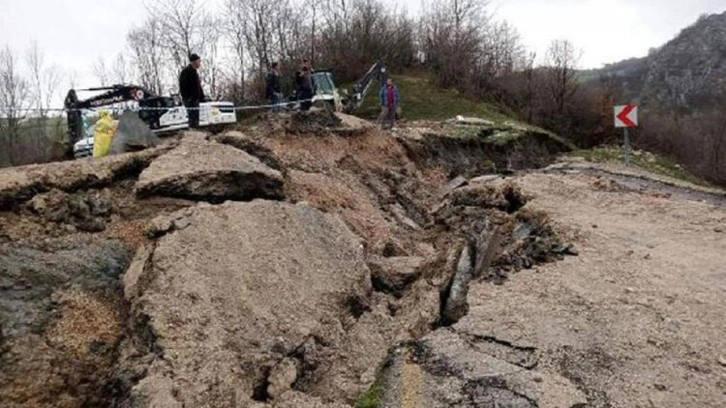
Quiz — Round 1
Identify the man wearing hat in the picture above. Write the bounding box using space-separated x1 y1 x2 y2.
179 53 205 128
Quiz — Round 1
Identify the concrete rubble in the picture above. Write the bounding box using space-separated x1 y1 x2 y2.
136 132 284 202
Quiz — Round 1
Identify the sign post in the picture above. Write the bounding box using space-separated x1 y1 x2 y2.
614 104 638 166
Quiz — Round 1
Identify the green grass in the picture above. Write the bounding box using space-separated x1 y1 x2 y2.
441 120 576 153
354 379 383 408
342 74 511 122
339 72 576 150
570 146 714 187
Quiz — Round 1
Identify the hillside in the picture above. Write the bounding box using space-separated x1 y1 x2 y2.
583 10 726 187
579 56 650 103
1 111 725 408
349 74 512 123
589 10 726 110
643 11 726 109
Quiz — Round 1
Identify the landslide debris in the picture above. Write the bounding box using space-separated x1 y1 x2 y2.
121 201 371 407
0 238 132 408
373 329 587 408
0 112 579 408
433 181 570 283
136 132 284 202
27 188 114 232
395 120 572 178
0 147 169 211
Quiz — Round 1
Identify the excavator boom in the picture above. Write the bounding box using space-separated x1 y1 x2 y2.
344 61 387 112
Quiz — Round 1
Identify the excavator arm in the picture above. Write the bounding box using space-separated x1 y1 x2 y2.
64 85 175 152
344 61 388 113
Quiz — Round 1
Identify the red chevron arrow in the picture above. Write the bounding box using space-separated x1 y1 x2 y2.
616 104 636 127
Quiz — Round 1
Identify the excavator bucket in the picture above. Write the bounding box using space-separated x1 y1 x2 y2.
109 110 160 155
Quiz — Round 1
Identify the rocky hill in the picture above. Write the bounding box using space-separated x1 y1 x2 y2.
643 11 726 109
588 10 726 110
1 112 725 408
582 10 726 187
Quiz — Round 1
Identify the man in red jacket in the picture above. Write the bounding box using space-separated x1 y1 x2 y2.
379 78 400 129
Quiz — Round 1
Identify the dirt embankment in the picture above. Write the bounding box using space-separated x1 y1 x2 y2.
2 111 722 408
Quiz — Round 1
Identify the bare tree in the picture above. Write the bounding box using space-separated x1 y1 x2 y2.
310 0 318 65
146 0 203 67
42 67 61 116
0 46 31 165
544 39 580 115
112 53 130 84
521 51 539 123
225 0 248 102
420 0 491 92
706 113 726 183
237 0 276 73
128 18 166 94
146 0 218 66
26 41 45 117
93 56 109 86
25 41 61 144
272 0 309 63
314 0 415 82
322 0 351 30
68 69 79 90
198 14 223 98
145 0 224 97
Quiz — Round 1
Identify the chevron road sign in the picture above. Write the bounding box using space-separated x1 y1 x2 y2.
614 104 638 128
614 104 638 166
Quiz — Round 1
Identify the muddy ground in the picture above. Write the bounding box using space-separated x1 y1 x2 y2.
0 111 724 407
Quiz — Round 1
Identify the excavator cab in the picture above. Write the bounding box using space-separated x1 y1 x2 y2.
312 71 343 112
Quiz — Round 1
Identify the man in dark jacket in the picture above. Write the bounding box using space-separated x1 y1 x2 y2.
266 62 283 112
179 53 204 128
295 59 314 111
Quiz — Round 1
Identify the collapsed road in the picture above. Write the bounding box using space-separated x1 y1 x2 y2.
1 111 724 408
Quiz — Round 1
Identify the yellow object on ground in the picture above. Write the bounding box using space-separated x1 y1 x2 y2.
92 110 117 158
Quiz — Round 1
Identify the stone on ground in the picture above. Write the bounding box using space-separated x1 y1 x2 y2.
368 256 426 294
135 132 284 202
109 110 161 155
123 200 371 408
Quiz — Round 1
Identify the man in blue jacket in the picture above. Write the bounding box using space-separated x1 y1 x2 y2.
380 78 400 129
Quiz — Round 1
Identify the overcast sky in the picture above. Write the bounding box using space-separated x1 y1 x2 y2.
0 0 724 99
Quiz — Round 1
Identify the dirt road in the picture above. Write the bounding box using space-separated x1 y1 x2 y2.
463 170 726 407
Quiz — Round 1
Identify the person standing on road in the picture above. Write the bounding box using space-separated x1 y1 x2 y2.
179 53 205 128
379 78 400 129
266 62 283 112
295 59 315 112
